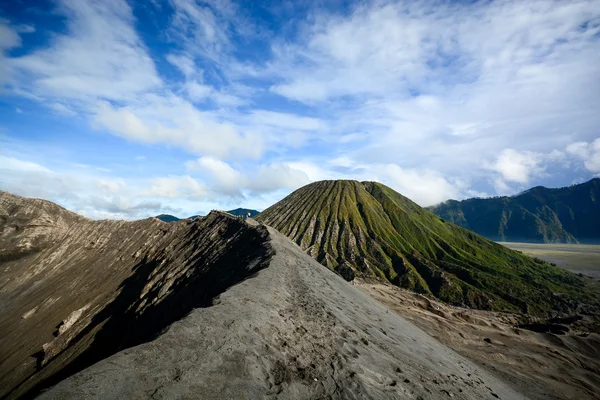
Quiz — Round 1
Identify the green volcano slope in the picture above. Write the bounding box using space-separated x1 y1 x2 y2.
257 180 599 316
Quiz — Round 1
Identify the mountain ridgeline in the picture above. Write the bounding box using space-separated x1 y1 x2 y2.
0 191 273 399
257 180 598 315
428 178 600 243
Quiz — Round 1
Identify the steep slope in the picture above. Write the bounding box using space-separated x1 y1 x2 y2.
428 178 600 243
38 225 526 400
256 180 599 315
0 191 272 399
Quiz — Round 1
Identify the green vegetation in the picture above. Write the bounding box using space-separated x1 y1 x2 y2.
428 178 600 244
257 180 599 316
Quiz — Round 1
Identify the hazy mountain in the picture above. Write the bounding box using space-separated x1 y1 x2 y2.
154 209 258 222
155 214 180 222
256 180 597 314
428 178 600 243
226 208 260 218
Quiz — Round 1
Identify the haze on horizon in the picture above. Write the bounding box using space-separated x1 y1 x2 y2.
1 0 599 219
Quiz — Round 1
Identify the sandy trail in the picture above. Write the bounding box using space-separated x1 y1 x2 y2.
41 226 525 399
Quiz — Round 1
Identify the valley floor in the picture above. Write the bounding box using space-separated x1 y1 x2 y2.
499 242 600 278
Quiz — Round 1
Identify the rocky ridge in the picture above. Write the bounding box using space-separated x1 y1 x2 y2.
0 191 272 399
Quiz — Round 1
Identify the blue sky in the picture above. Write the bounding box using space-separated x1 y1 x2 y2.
1 0 599 219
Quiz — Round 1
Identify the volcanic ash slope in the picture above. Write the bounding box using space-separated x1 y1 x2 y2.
0 191 272 399
40 223 525 400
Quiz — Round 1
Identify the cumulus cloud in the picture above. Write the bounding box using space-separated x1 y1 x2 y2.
267 0 600 193
567 139 600 174
94 98 264 159
489 149 544 184
146 175 210 200
0 155 178 219
187 157 310 196
379 165 462 206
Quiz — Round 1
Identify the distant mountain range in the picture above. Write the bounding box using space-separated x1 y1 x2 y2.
155 214 180 222
155 208 259 222
428 178 600 243
225 208 260 218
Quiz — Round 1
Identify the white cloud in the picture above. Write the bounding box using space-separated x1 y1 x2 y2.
94 97 264 159
16 24 35 34
184 80 246 107
567 139 600 174
185 81 213 101
4 0 257 160
0 20 21 49
379 164 462 206
0 155 179 220
285 161 336 182
246 110 324 131
270 1 600 104
489 148 544 184
186 156 244 195
49 102 77 116
266 0 600 195
0 155 52 173
0 21 21 85
166 53 198 78
250 164 311 193
186 157 310 196
146 175 209 199
10 0 161 102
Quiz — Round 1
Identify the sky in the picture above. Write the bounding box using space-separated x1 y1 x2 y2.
0 0 599 219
